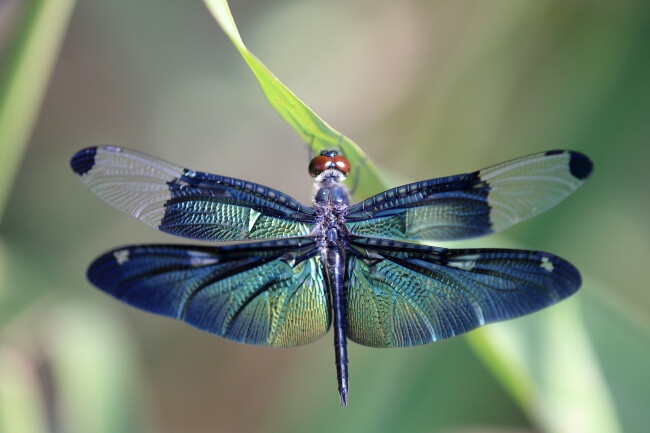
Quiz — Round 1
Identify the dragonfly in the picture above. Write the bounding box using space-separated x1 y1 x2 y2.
70 145 592 406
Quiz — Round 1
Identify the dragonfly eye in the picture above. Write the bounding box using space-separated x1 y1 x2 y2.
332 155 350 176
309 155 334 177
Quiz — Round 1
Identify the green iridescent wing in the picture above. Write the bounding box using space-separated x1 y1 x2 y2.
70 146 316 241
87 239 330 346
345 151 592 241
345 238 581 347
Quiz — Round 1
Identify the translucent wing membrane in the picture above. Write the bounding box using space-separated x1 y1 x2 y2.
70 146 316 241
345 237 581 347
345 150 592 241
87 238 330 346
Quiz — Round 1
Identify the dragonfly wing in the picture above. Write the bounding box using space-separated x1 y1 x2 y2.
345 238 581 347
70 146 316 241
346 150 592 241
88 238 330 346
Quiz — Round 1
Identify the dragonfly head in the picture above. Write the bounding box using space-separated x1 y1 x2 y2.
309 150 351 180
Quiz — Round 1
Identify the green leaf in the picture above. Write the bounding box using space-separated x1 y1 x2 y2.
203 0 388 200
0 0 76 222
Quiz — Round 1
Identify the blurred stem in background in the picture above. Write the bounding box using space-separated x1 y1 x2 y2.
0 0 75 222
0 2 132 433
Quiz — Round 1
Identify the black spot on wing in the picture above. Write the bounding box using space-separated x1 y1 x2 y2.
544 150 593 180
568 151 593 180
70 147 97 176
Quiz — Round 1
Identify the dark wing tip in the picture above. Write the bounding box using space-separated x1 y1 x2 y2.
544 150 593 181
568 151 593 180
70 147 98 176
86 249 119 296
541 252 583 298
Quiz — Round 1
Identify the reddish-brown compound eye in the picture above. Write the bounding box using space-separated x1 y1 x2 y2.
332 155 351 175
308 155 333 177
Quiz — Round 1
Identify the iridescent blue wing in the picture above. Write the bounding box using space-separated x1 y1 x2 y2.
345 237 581 347
70 146 316 241
346 150 592 241
87 238 330 346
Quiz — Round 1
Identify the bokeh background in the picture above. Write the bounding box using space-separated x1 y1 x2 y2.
1 1 649 432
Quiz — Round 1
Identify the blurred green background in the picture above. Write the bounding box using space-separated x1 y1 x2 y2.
1 1 649 432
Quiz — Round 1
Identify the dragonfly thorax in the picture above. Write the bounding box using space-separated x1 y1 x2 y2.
313 176 350 248
314 179 349 206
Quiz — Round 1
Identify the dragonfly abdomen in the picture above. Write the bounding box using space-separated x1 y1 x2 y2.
324 245 349 407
